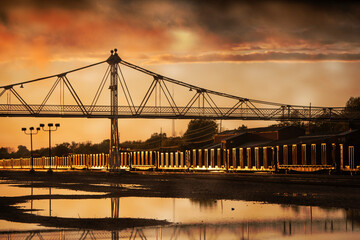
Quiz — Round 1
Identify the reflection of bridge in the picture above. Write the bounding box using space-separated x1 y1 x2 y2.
1 218 358 240
1 183 359 239
1 49 359 165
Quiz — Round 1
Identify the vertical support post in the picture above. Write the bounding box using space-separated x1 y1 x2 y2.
107 49 122 170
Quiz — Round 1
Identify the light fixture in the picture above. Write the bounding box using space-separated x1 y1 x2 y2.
20 84 24 88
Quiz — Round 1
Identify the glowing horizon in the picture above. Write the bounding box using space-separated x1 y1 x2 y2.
0 0 359 150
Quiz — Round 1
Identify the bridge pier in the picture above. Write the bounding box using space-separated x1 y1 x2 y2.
107 49 122 169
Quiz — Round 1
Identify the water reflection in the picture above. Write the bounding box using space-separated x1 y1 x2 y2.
1 181 360 239
29 185 54 217
18 197 349 224
1 221 359 240
111 184 120 219
49 187 52 217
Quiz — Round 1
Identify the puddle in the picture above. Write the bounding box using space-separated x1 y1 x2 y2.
1 181 359 239
0 182 106 197
0 220 53 232
19 197 346 224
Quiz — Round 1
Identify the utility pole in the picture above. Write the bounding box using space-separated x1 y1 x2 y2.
107 49 121 170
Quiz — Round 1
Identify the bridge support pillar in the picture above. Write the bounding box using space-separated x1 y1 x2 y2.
107 49 122 169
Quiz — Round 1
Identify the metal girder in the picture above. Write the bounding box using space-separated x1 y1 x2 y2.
136 77 158 115
0 104 358 121
89 65 110 113
0 61 106 90
117 65 136 114
62 75 88 115
0 52 359 123
9 88 34 114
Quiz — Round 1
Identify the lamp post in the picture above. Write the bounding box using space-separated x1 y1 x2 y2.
40 123 60 173
21 127 40 173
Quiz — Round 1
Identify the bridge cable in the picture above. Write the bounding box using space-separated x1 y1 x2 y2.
120 59 341 109
89 65 110 113
0 60 106 89
117 65 136 113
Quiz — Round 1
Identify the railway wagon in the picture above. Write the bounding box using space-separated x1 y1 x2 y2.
1 143 358 173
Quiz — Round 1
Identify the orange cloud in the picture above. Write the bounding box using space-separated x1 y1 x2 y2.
0 0 359 64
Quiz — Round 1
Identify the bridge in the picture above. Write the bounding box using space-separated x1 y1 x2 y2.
1 49 359 166
1 49 359 121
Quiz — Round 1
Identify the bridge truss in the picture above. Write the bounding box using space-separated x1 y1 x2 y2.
0 50 359 122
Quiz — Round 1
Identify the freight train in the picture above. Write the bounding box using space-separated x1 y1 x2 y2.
1 142 358 173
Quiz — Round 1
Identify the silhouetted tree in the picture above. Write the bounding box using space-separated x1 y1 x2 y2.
53 142 71 156
345 96 360 129
0 147 11 159
345 97 360 111
237 124 247 131
14 145 30 158
95 139 110 153
183 119 217 148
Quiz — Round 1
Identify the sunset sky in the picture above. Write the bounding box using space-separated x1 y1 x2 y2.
0 0 359 151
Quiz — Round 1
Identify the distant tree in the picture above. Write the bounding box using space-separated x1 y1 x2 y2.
162 136 182 150
183 119 217 148
0 147 11 159
345 97 360 111
345 96 360 129
96 139 110 153
237 124 247 131
143 132 166 150
14 145 30 158
53 142 71 156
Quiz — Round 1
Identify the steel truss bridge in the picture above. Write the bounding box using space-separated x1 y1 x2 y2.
1 49 359 166
1 50 359 122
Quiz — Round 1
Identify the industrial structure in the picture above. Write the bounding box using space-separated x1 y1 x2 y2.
0 49 359 171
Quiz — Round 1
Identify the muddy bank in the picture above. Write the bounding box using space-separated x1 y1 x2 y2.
1 170 360 208
0 202 168 231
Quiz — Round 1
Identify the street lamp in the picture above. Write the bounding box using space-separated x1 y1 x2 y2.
21 127 40 173
40 123 60 173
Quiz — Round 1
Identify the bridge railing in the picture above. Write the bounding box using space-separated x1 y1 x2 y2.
1 104 359 121
0 143 358 172
0 154 109 170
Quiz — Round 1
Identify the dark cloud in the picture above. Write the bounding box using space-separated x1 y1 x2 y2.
0 0 95 25
0 0 94 10
152 52 360 63
186 0 360 47
0 0 359 62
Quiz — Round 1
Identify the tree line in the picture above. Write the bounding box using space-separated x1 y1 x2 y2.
0 119 218 159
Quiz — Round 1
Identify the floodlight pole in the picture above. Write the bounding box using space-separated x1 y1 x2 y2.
22 127 40 173
40 123 60 173
106 49 121 169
